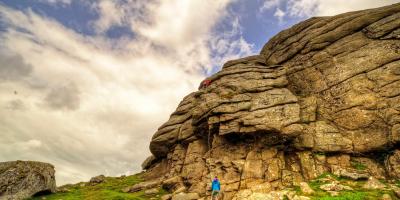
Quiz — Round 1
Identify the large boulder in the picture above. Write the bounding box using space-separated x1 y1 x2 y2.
0 161 56 200
145 3 400 200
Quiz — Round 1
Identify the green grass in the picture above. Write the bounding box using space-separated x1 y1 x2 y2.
294 172 398 200
28 174 168 200
351 162 367 171
310 190 395 200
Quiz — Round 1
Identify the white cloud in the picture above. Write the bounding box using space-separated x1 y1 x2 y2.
260 0 283 12
260 0 400 21
0 0 254 185
25 139 42 148
38 0 72 7
274 8 286 23
310 0 400 16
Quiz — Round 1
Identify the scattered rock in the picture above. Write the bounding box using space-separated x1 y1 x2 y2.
392 186 400 198
299 182 314 195
331 166 369 180
89 175 106 185
292 195 311 200
173 186 186 194
363 177 387 190
233 190 292 200
56 185 71 193
382 194 392 200
0 161 56 200
144 188 159 195
162 176 184 192
327 191 339 196
122 179 160 193
171 192 200 200
320 182 353 191
161 194 173 200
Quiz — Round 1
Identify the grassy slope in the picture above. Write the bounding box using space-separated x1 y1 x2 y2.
29 172 399 200
29 174 167 200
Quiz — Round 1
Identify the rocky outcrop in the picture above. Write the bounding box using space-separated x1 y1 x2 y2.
0 161 56 200
144 3 400 200
88 175 106 186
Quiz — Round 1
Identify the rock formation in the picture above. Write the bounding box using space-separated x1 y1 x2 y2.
143 3 400 200
0 161 56 200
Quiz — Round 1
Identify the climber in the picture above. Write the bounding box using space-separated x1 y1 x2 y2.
199 79 212 89
211 176 221 200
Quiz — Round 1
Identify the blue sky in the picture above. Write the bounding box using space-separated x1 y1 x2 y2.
0 0 306 68
0 0 399 185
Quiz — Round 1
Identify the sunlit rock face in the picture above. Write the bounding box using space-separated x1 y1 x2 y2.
144 3 400 200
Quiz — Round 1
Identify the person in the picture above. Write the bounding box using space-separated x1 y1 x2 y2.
211 176 221 200
199 79 212 89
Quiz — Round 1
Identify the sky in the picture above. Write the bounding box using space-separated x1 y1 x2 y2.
0 0 399 186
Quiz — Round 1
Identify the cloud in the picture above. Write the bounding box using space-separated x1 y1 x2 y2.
260 0 283 12
0 53 33 82
38 0 72 7
274 8 286 23
44 82 80 111
260 0 400 21
0 0 254 185
305 0 400 17
4 99 27 110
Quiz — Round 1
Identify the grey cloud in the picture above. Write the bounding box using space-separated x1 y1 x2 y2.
44 82 80 110
4 99 27 111
0 53 33 81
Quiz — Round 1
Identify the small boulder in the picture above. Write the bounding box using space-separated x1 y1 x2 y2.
89 175 106 185
292 195 311 200
144 188 159 195
363 177 386 190
171 192 200 200
161 194 173 200
331 166 369 180
328 191 339 196
162 176 184 192
123 179 161 193
0 161 56 200
299 182 314 195
392 186 400 198
382 194 392 200
320 182 353 191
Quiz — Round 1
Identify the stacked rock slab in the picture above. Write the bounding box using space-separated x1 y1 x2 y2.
144 3 400 200
0 161 56 200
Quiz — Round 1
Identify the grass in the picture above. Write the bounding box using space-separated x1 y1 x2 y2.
28 174 168 200
310 190 397 200
351 162 367 171
299 172 398 200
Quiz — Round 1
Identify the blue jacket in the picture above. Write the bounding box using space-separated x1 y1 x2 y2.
211 179 220 191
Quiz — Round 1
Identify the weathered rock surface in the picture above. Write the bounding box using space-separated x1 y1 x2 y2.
88 175 106 186
144 3 400 200
0 161 56 200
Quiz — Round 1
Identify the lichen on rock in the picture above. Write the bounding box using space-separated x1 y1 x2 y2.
0 161 56 200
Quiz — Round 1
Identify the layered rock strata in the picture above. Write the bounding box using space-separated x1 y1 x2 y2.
144 3 400 200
